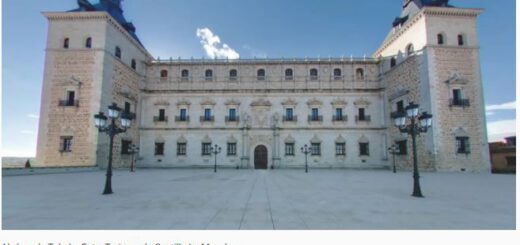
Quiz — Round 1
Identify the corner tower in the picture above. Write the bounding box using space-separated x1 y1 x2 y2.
375 0 490 172
35 0 152 168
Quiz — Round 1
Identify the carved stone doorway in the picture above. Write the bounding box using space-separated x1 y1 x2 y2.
254 145 268 169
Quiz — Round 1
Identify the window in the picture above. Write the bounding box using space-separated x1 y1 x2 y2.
257 69 266 80
285 143 295 156
310 68 318 80
437 33 445 45
60 136 73 152
311 143 321 156
285 69 293 80
311 108 319 121
66 91 75 106
456 137 470 154
155 142 165 155
229 69 238 80
63 38 69 49
285 108 294 121
202 143 212 156
227 143 237 156
396 140 408 155
335 108 343 121
358 108 366 121
450 89 469 107
156 109 166 121
131 59 137 70
121 140 131 155
390 57 397 68
336 143 346 156
160 70 168 78
359 142 369 156
85 37 92 48
177 143 187 156
228 108 237 121
205 69 213 81
181 69 189 80
506 156 516 167
458 34 465 46
396 100 404 113
406 44 414 56
180 108 187 121
115 46 121 59
356 68 364 80
124 102 131 114
205 108 212 121
333 68 342 79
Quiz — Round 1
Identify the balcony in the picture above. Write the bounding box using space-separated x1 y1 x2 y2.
355 115 371 122
200 116 215 122
449 99 470 108
225 116 240 123
58 100 79 107
153 116 168 122
332 115 348 122
308 115 323 122
282 115 298 122
175 116 190 122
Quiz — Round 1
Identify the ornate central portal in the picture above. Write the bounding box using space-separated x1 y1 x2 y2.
254 145 268 169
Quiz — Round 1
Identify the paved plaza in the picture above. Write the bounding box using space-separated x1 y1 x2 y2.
2 169 516 230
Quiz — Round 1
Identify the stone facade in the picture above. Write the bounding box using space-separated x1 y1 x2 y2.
35 1 491 172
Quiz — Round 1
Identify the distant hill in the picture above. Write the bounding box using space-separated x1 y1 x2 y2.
2 157 35 168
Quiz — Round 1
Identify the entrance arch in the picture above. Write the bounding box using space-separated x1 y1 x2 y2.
254 145 268 169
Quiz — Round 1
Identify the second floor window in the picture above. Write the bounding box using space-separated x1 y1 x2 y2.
285 108 294 121
180 108 187 121
181 69 189 80
456 137 470 154
155 142 164 155
204 108 212 121
160 70 168 78
358 108 366 121
285 69 293 80
311 143 321 156
227 143 237 156
205 69 213 80
229 69 238 80
157 109 166 121
458 34 465 46
202 143 212 156
177 143 187 156
63 38 69 49
356 68 364 80
131 59 137 70
334 68 342 79
336 143 346 156
359 142 369 156
257 69 265 80
335 108 343 121
115 46 121 59
85 37 92 48
311 108 319 121
66 91 76 106
437 33 444 45
228 108 237 121
285 143 295 156
310 68 318 80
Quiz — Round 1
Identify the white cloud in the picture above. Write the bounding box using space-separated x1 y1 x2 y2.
27 114 39 119
196 27 240 59
487 119 516 142
486 101 516 112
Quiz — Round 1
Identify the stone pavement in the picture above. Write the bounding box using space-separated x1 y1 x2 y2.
2 169 516 230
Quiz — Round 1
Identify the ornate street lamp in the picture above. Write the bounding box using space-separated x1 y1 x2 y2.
391 102 433 198
211 144 222 173
94 103 133 195
300 144 310 173
129 144 139 172
388 144 399 173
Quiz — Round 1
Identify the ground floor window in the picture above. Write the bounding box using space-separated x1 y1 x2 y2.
285 143 295 156
456 137 470 154
335 143 346 156
506 156 516 167
227 143 237 156
202 143 212 156
60 136 73 152
177 143 186 156
396 140 407 155
155 142 164 156
359 142 369 156
121 140 131 155
311 143 321 156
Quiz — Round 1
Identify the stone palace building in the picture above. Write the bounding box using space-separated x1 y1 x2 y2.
35 0 490 172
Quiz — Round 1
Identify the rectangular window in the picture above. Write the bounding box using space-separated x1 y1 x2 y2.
456 137 470 154
121 139 132 155
311 143 321 156
453 89 462 102
358 108 366 121
506 156 516 167
180 108 187 121
312 108 319 121
67 91 75 106
60 136 73 152
285 143 295 156
124 102 131 114
204 108 211 121
177 143 186 156
227 143 237 156
159 109 165 121
335 143 346 156
335 108 343 120
229 108 236 121
396 140 408 155
396 100 404 113
359 142 369 156
154 142 164 156
286 108 294 121
202 143 212 156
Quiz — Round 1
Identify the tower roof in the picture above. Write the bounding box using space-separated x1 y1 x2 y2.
393 0 453 27
70 0 142 45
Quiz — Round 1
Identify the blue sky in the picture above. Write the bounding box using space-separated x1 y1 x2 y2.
1 0 516 157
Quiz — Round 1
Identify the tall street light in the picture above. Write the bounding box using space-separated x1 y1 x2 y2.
94 103 133 195
129 144 139 172
300 144 310 173
388 144 399 173
211 144 222 173
391 102 433 198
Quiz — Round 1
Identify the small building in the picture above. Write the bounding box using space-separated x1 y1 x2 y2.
489 136 516 173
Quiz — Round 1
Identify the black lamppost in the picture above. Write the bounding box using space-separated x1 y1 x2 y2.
211 144 222 173
94 103 133 195
129 144 139 172
300 144 310 173
388 144 399 173
391 102 433 198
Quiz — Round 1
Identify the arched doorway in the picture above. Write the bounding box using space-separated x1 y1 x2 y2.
254 145 268 169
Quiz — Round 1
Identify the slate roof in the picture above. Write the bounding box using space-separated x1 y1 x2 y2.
69 0 142 45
